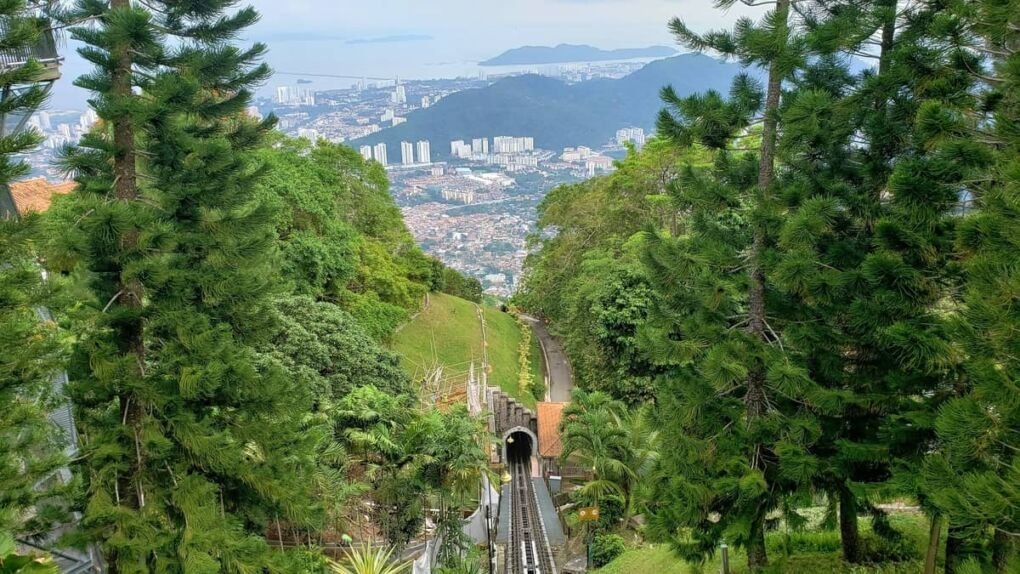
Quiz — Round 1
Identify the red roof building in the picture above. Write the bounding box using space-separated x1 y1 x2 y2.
8 177 76 215
536 402 566 459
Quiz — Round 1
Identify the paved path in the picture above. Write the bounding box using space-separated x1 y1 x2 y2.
521 316 573 402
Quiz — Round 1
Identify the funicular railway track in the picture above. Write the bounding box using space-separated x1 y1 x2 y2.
506 455 555 574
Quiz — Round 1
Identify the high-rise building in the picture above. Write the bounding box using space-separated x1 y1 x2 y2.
360 145 373 161
450 140 471 159
392 117 406 126
58 123 72 139
373 143 388 166
381 109 395 122
275 86 291 104
472 138 488 155
38 111 51 130
421 95 431 108
79 109 99 131
416 140 431 164
392 85 407 105
401 141 415 165
616 127 646 147
297 128 320 141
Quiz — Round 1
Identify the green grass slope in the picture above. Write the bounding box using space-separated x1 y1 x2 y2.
390 293 541 407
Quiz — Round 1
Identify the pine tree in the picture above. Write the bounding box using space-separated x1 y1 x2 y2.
641 3 818 569
765 2 993 566
0 221 67 541
923 1 1020 570
46 1 318 570
0 0 68 543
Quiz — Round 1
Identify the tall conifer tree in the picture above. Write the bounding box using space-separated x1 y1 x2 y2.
772 0 981 563
47 1 318 570
0 0 68 543
641 3 818 570
924 1 1020 570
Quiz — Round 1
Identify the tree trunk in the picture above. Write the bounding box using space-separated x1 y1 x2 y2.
878 0 898 76
991 529 1013 574
743 3 789 571
838 487 862 564
924 514 942 574
747 513 769 572
109 0 145 522
945 525 965 574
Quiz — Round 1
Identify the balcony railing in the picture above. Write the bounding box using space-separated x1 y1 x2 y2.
0 19 61 73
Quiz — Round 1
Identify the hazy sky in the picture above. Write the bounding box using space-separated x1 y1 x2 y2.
249 0 756 46
50 0 759 110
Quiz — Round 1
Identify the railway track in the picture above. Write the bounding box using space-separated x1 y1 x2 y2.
506 455 556 574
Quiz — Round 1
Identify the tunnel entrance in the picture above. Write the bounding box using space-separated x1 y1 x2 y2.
505 429 534 463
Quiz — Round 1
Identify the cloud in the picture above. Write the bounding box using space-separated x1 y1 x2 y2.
346 34 434 45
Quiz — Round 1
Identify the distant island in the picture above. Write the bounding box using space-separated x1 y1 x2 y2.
481 44 677 66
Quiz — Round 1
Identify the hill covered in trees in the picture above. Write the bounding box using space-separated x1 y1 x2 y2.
351 54 744 157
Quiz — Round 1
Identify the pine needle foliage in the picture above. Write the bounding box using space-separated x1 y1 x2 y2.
0 0 67 544
643 3 817 571
44 1 319 571
923 0 1020 555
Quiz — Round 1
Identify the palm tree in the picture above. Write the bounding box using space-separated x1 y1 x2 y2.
560 391 632 504
560 391 660 523
328 545 410 574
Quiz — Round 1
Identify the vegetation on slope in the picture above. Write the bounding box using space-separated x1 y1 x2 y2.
390 293 542 407
0 2 489 570
521 1 1020 572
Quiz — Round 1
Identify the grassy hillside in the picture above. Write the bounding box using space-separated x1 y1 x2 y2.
390 293 541 407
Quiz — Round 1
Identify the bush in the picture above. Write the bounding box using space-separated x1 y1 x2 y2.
766 530 842 556
859 532 917 563
591 533 627 567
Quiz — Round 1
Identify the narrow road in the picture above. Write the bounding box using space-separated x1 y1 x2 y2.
521 316 573 402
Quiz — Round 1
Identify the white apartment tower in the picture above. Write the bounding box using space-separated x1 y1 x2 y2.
360 145 373 161
373 143 388 166
416 140 431 164
401 141 415 165
392 85 407 105
275 86 291 104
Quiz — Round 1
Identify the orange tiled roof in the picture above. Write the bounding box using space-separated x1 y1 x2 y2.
536 402 566 458
9 177 76 215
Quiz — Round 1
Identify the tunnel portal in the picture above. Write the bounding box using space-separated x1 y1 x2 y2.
505 429 534 463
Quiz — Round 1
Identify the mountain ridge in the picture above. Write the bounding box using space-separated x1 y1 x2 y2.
351 54 747 159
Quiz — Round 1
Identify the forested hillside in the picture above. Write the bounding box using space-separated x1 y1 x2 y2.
253 136 438 339
0 2 488 572
518 1 1020 572
352 54 744 157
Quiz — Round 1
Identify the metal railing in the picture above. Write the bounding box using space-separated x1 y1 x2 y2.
0 20 61 70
